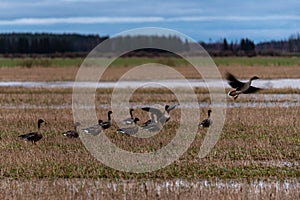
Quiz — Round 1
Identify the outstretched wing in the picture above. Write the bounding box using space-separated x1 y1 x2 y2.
226 72 245 89
166 103 179 112
141 107 163 119
244 86 261 94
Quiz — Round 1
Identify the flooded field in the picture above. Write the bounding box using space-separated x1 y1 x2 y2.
0 78 300 89
0 65 299 199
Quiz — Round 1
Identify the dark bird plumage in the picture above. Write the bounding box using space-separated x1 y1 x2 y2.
100 111 113 130
122 108 135 125
226 72 261 100
18 119 45 144
199 110 213 128
63 122 81 138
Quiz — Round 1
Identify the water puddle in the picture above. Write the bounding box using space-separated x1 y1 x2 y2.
0 78 299 89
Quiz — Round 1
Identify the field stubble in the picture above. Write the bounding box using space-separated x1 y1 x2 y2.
0 58 299 198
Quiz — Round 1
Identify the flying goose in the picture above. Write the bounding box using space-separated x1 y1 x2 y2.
63 122 81 138
82 120 103 136
141 103 179 125
141 112 157 127
199 109 213 128
226 72 261 100
122 108 135 125
117 118 140 135
19 119 45 144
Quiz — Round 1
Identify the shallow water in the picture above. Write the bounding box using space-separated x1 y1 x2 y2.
1 98 300 110
0 78 299 89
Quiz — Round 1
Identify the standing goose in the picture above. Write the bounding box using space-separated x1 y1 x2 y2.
141 103 179 125
117 118 140 135
199 110 213 128
63 122 81 138
100 111 113 130
122 108 135 125
226 72 261 100
82 120 103 136
19 119 45 144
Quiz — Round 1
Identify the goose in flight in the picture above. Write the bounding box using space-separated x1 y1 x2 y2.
226 72 261 100
141 103 179 125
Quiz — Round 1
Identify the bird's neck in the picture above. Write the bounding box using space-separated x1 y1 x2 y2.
38 123 42 133
130 111 133 118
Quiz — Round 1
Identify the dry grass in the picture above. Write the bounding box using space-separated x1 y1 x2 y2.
0 88 299 181
218 65 300 79
0 66 79 81
0 60 299 198
1 178 299 200
0 64 300 81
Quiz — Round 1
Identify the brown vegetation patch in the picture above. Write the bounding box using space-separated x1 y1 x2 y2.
0 64 300 82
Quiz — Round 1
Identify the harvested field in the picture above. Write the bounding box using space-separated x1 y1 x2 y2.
0 57 299 199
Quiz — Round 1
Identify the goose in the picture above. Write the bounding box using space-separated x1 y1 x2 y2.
82 120 103 136
63 122 81 138
117 118 140 135
122 108 135 125
141 112 157 127
142 121 162 132
199 109 212 128
100 111 113 130
19 119 45 144
141 103 179 125
226 72 261 100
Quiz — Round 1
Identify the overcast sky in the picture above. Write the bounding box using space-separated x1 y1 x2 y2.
0 0 299 42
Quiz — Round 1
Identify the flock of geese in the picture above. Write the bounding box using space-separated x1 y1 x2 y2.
18 72 261 144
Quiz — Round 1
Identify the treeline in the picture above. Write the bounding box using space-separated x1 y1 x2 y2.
201 34 300 56
95 35 190 57
0 32 300 57
0 33 189 57
201 38 256 57
0 33 108 56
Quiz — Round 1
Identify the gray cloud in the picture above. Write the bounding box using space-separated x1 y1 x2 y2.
0 15 299 25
